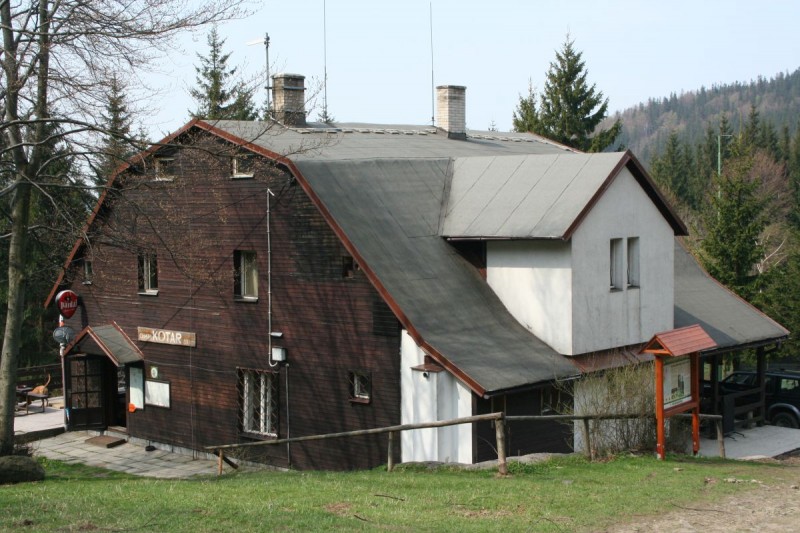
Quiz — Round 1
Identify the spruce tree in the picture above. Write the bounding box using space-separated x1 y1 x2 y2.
700 156 767 300
95 75 134 186
190 26 257 120
513 36 621 152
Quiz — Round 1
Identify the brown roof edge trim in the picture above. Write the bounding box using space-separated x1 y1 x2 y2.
562 151 688 240
62 326 91 355
45 119 205 308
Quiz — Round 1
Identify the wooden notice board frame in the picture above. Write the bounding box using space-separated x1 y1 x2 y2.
641 324 717 459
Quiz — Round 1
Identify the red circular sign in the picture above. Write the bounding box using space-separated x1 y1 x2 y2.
55 290 79 319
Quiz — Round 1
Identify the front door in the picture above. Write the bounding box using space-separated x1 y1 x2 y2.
66 355 109 430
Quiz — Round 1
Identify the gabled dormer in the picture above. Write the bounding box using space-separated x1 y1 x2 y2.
442 151 686 356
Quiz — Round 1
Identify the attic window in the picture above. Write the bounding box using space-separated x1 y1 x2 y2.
82 258 93 285
154 157 176 181
342 256 360 278
231 154 255 179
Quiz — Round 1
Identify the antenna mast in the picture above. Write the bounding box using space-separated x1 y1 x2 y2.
429 2 435 126
323 0 328 120
265 33 272 117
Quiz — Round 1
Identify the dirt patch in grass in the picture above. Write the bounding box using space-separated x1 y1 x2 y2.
324 502 353 518
608 455 800 532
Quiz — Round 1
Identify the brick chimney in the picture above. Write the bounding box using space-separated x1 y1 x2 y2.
272 73 306 127
436 85 466 139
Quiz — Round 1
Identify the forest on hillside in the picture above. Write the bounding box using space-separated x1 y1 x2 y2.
610 69 800 165
631 72 800 358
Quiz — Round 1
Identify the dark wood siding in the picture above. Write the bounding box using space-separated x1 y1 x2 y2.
474 385 573 462
64 131 401 470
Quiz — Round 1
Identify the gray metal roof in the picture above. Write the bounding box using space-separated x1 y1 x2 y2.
202 120 784 395
207 120 572 161
69 324 144 366
295 158 578 394
442 153 626 239
674 240 788 352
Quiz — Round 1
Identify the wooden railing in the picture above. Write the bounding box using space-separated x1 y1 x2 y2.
207 412 725 475
16 363 62 395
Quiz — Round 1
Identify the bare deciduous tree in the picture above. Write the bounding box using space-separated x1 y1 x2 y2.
0 0 250 456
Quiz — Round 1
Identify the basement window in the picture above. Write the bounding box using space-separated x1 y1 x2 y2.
349 371 371 404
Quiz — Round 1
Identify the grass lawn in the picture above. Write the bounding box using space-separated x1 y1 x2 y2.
0 454 795 531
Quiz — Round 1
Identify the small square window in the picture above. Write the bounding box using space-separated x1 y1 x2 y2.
232 155 255 178
154 157 176 181
234 250 258 300
349 371 371 403
138 253 158 294
342 256 360 278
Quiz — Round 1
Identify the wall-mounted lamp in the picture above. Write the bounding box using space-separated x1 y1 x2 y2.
270 331 283 338
271 346 287 362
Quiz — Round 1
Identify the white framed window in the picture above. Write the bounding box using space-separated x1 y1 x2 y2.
627 237 640 287
610 238 623 290
239 368 278 437
234 250 258 300
138 253 158 294
349 371 371 403
82 258 93 285
231 155 255 178
154 157 176 181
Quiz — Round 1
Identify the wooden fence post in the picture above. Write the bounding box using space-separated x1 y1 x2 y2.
495 415 508 475
387 431 395 472
716 419 726 459
582 418 592 460
217 450 223 476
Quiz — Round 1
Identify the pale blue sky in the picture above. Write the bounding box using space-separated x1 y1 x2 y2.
144 0 800 138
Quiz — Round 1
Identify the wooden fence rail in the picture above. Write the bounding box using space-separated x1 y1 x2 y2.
16 363 62 394
207 412 725 476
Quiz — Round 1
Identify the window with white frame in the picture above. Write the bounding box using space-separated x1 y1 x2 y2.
138 253 158 294
349 370 371 403
238 368 278 437
627 237 640 287
82 257 93 285
234 250 258 299
609 238 623 290
154 157 176 181
231 154 255 178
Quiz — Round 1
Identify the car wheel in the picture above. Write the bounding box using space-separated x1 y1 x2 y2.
772 412 799 429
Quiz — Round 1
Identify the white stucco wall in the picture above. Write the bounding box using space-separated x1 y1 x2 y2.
484 167 674 356
570 167 674 354
400 331 473 463
486 240 573 354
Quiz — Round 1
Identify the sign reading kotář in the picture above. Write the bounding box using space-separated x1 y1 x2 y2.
138 327 196 347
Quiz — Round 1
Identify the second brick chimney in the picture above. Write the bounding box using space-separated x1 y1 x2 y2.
436 85 466 139
272 73 306 127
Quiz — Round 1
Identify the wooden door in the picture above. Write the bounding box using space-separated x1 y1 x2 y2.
67 355 107 430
